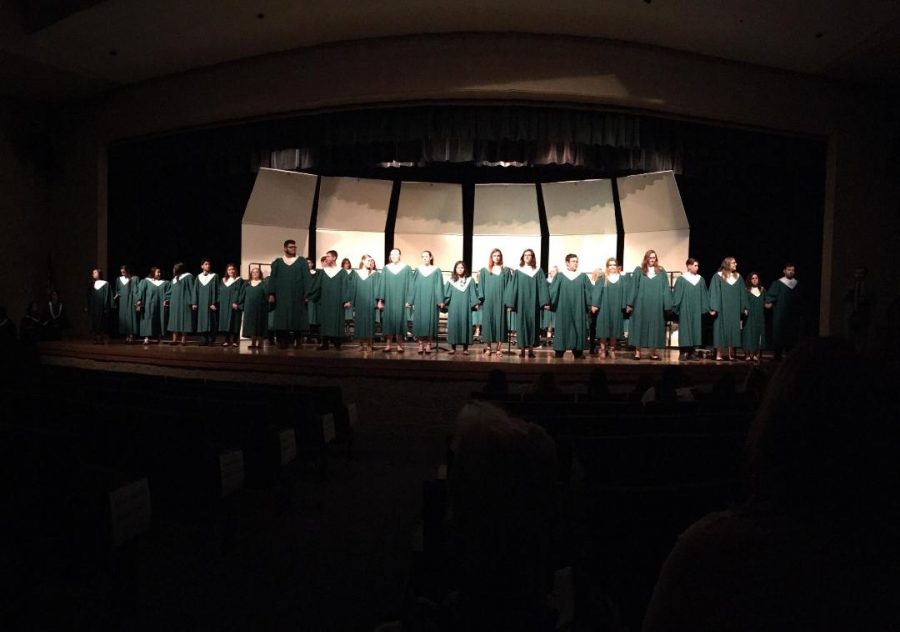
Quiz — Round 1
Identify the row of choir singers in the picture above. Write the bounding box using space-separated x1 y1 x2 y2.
85 246 802 359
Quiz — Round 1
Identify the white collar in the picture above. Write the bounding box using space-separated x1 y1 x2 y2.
750 287 762 296
451 277 473 291
344 268 353 274
779 277 798 289
0 318 8 326
48 302 63 318
354 269 373 280
281 256 297 266
198 272 215 286
177 273 191 281
119 276 130 285
681 272 701 286
148 279 165 287
417 265 438 277
93 280 108 289
223 277 240 287
645 268 658 279
725 274 739 285
322 266 342 278
605 273 621 284
560 269 583 281
488 265 505 276
385 262 408 273
250 280 263 286
517 266 539 278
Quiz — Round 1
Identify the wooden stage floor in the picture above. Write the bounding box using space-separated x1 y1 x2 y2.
39 339 761 384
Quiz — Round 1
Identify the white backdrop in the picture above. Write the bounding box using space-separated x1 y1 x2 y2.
618 171 690 273
316 176 392 266
241 168 316 276
393 181 464 271
543 178 618 274
472 183 542 271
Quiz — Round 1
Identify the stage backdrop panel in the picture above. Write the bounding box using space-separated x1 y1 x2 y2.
618 171 690 274
241 168 316 276
472 183 541 272
393 181 464 271
543 178 618 274
316 176 392 266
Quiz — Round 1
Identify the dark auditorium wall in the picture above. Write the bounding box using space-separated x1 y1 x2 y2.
35 32 899 335
0 98 52 318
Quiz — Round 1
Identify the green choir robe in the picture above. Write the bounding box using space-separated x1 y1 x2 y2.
195 272 219 333
307 272 318 326
628 267 671 348
709 273 748 348
138 278 168 337
167 272 197 333
742 288 767 352
115 275 141 336
444 277 479 346
86 280 113 335
308 267 351 339
350 269 379 339
765 278 803 349
550 270 592 352
409 266 443 339
269 256 313 332
343 270 355 322
378 263 413 337
242 280 269 337
218 277 245 335
477 266 511 343
672 273 709 348
592 274 628 339
505 266 550 349
541 277 555 329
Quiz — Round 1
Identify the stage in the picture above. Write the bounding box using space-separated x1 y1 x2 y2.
38 339 760 386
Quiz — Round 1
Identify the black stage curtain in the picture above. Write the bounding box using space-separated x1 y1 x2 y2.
253 106 683 174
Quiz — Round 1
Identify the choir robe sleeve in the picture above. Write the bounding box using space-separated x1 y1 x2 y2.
442 281 452 306
188 274 198 306
211 274 220 308
672 278 685 315
374 270 384 302
268 259 279 299
740 279 749 314
348 272 360 307
432 269 443 307
660 268 674 312
628 267 642 306
342 269 352 305
468 281 480 309
406 269 418 306
538 271 550 307
583 275 593 311
503 270 518 309
307 270 323 303
764 283 781 305
476 269 487 305
591 279 603 310
709 274 723 313
548 274 562 311
236 279 247 310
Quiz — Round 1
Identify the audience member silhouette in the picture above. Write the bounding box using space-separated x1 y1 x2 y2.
583 367 610 402
447 401 559 630
480 368 510 400
643 337 900 631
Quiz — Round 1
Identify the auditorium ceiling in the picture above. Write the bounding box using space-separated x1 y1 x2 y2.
2 0 900 102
